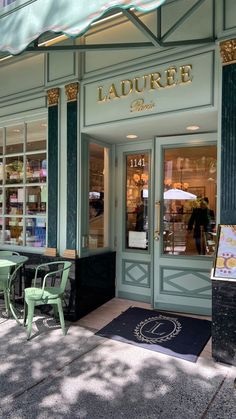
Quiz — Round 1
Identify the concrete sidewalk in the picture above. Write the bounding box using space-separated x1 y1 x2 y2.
0 298 235 419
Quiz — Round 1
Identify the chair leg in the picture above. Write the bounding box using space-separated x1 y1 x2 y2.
57 299 66 336
53 304 59 320
23 300 28 326
26 302 35 340
3 290 9 317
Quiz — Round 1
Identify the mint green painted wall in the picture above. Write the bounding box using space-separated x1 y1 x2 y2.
84 11 158 74
0 0 235 259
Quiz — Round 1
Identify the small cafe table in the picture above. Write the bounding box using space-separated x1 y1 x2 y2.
0 254 28 323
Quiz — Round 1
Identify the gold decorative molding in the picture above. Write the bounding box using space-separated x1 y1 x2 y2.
47 88 60 107
220 39 236 65
65 82 79 102
44 247 57 257
63 249 78 259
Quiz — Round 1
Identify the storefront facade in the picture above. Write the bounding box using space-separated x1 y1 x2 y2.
0 1 236 331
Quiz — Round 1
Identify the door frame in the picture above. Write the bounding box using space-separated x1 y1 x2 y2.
115 139 154 303
80 133 114 257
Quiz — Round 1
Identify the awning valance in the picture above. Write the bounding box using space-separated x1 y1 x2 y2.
0 0 166 55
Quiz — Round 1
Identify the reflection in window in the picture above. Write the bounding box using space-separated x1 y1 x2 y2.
163 145 217 257
88 143 109 249
126 153 149 250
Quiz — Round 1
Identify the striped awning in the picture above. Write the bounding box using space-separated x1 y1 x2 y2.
0 0 166 55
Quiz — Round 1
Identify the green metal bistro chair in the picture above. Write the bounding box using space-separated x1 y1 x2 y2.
23 261 72 340
0 251 20 317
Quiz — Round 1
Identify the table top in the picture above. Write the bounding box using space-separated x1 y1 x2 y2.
0 255 28 268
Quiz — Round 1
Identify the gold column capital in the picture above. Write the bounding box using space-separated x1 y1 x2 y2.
47 88 60 107
220 39 236 65
65 82 79 102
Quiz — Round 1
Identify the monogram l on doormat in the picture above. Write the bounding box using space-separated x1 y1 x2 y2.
95 307 211 362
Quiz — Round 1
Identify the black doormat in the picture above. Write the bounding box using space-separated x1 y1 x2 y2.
96 307 211 362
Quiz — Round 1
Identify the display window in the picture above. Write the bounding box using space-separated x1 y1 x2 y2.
0 119 47 248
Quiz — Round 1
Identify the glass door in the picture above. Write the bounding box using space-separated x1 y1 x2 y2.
154 134 217 315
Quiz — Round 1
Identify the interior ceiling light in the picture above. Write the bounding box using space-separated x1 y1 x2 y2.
126 134 138 139
38 34 68 47
186 125 200 131
0 54 13 62
91 7 134 26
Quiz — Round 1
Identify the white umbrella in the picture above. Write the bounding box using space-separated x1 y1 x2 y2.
164 189 197 200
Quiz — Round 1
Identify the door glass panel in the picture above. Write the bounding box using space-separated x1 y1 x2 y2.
88 143 109 249
163 145 217 256
126 152 149 250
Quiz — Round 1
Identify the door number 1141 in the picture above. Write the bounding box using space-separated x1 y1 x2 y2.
130 158 145 168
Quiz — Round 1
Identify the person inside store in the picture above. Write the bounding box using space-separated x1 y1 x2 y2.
187 197 212 255
135 199 145 231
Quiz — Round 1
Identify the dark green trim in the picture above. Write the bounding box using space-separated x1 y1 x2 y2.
66 100 77 250
221 64 236 223
47 105 58 248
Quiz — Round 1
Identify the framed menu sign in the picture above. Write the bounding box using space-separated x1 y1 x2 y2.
211 225 236 282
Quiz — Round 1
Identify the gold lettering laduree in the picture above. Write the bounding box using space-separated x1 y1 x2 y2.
97 64 193 103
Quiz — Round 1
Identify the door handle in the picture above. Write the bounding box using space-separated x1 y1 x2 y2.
154 200 161 241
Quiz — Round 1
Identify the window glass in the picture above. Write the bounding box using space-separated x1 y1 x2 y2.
5 156 23 184
125 153 149 250
88 143 109 249
26 120 47 152
26 186 47 214
0 188 3 240
4 217 23 246
0 128 3 155
163 145 217 256
26 153 47 183
0 159 3 185
6 125 24 154
0 118 47 248
26 217 46 248
6 187 23 215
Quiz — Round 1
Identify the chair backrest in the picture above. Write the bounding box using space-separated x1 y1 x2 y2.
38 261 72 295
58 261 72 294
